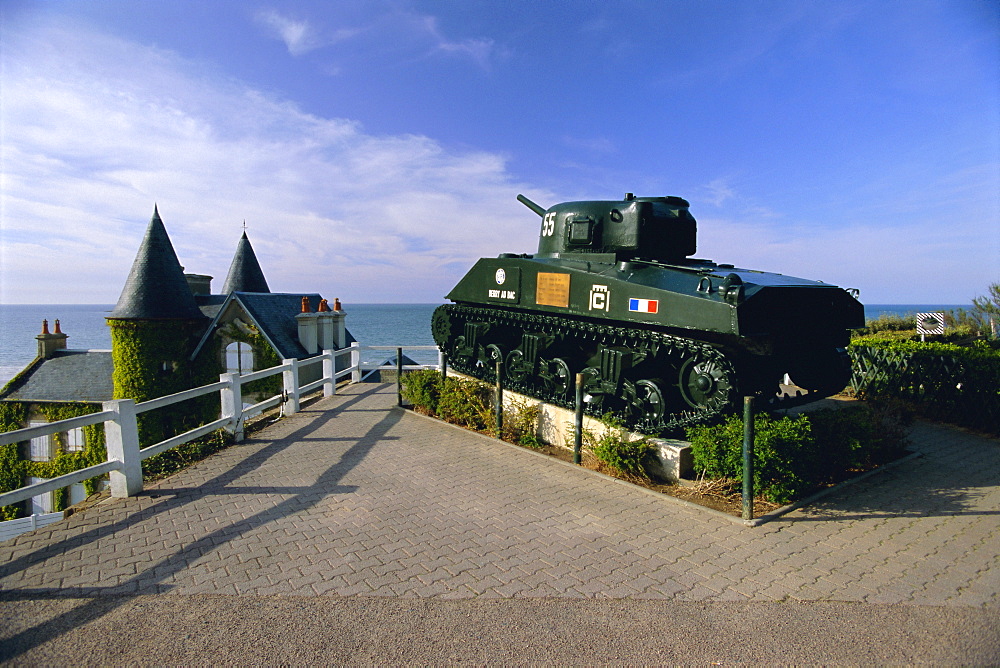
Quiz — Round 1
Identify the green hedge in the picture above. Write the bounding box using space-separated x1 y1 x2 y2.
849 338 1000 433
685 402 912 505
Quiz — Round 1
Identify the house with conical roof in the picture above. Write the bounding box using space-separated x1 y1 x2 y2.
0 206 352 517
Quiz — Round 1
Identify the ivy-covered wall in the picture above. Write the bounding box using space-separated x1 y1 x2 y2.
109 318 220 447
0 401 105 520
217 321 281 396
0 311 291 520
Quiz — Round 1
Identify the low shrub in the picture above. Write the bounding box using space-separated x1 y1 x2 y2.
685 402 911 505
402 371 543 444
436 377 493 431
400 369 442 415
579 416 655 480
499 398 542 448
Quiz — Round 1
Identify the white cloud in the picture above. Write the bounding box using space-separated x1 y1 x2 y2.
416 14 500 70
701 178 736 207
0 22 543 304
254 9 360 57
255 10 319 56
695 212 997 304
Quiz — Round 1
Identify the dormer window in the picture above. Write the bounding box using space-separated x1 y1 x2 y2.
226 342 254 374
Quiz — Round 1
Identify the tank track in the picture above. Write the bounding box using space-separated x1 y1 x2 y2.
433 303 744 435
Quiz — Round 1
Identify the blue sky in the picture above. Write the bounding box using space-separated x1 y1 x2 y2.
1 0 997 305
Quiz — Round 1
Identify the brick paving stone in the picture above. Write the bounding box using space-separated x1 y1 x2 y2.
1 382 997 610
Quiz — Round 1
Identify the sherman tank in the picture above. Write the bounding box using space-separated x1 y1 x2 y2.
432 193 864 434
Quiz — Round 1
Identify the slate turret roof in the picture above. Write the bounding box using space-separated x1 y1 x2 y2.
109 206 205 320
221 231 270 294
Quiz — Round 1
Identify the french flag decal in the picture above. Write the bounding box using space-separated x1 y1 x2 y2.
629 298 659 314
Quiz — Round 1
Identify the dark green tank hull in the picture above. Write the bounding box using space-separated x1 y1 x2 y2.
433 194 864 435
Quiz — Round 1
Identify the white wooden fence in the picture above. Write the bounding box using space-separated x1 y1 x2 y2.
0 511 63 542
0 343 441 536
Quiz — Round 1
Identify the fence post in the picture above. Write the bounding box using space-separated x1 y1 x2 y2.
439 349 448 382
742 396 755 522
574 373 584 464
350 342 362 383
103 399 143 498
220 372 244 442
323 349 336 397
283 358 300 415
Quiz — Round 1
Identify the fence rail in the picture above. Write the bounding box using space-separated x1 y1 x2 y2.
0 512 63 542
0 342 441 514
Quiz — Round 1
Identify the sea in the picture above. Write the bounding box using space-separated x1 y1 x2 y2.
0 302 967 387
0 303 445 387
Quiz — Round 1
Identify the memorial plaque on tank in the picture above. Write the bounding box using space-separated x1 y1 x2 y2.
536 273 571 307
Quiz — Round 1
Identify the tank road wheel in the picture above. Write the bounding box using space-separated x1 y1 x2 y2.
486 344 505 363
627 379 666 423
678 354 736 411
451 335 471 369
580 367 606 409
540 357 573 399
505 349 532 384
483 344 506 380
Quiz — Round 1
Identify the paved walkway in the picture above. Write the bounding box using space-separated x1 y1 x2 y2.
1 382 998 664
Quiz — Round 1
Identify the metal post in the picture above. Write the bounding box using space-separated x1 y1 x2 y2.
495 359 503 438
440 349 448 382
574 372 584 464
397 347 403 407
742 395 754 521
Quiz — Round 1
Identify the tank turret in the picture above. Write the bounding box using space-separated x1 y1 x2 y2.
433 193 864 435
519 193 696 262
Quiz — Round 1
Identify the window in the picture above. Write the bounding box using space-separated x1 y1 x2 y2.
226 342 254 374
65 427 85 452
28 421 54 462
27 477 54 514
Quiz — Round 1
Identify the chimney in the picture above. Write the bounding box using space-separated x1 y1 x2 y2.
316 298 347 350
296 297 318 355
184 273 213 296
36 319 69 359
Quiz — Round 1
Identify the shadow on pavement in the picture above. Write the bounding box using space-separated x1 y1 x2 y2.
0 384 399 662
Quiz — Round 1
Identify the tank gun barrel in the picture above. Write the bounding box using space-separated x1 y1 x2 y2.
517 194 546 217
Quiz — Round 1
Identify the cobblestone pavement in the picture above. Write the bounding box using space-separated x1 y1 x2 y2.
1 382 998 605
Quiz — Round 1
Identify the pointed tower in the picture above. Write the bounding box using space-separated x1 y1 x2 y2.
221 231 270 294
106 207 213 444
110 205 205 319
